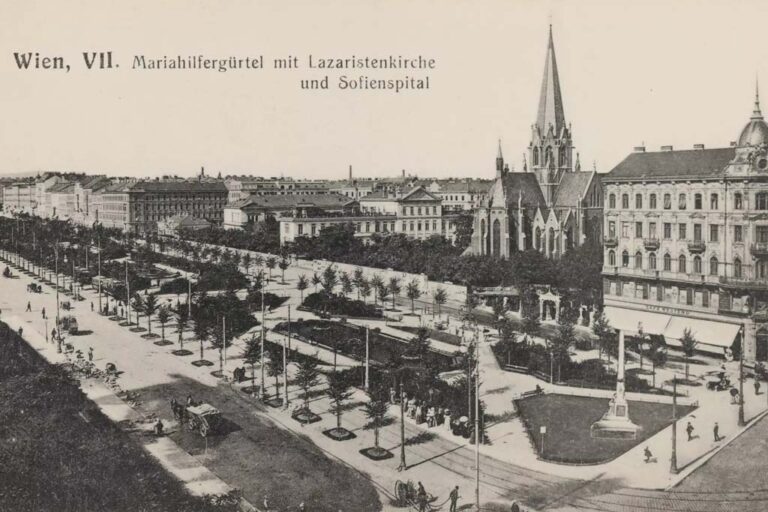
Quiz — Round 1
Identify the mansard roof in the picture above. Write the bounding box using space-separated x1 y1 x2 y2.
606 148 735 181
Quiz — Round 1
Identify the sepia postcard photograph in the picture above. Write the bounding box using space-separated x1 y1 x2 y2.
2 0 768 511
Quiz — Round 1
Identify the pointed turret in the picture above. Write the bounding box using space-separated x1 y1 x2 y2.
536 25 566 135
496 139 504 176
753 77 763 120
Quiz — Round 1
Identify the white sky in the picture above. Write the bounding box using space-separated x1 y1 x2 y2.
1 0 768 180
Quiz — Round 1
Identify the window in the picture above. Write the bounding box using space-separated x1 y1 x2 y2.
694 193 702 210
417 207 422 215
735 225 743 242
664 193 672 209
735 258 743 278
710 224 719 242
622 194 629 209
635 251 643 268
664 253 672 271
710 256 719 275
635 222 643 238
678 193 687 210
636 193 643 209
533 147 539 166
608 250 616 266
657 284 663 301
758 226 768 243
649 252 657 269
735 192 743 209
649 193 657 209
679 255 687 273
621 222 629 238
693 256 702 274
679 224 687 240
711 193 719 210
664 223 672 239
609 193 616 209
693 224 702 242
757 193 768 210
608 221 616 238
649 222 657 239
622 250 629 267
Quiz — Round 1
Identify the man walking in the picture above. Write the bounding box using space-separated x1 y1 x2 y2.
26 301 31 312
686 421 694 441
88 347 94 362
91 301 94 312
755 380 761 395
449 486 459 512
41 307 46 320
713 422 721 442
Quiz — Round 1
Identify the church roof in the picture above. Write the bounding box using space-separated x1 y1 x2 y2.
500 173 547 208
536 26 566 135
553 172 595 207
606 148 735 181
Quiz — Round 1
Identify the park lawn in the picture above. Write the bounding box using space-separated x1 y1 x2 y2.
396 325 463 347
515 393 696 464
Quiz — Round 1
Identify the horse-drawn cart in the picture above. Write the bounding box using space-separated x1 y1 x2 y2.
184 403 223 437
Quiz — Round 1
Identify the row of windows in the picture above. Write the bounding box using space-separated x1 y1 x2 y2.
608 221 729 241
607 249 749 277
401 205 439 216
609 191 768 211
531 146 568 167
293 219 455 236
607 280 714 307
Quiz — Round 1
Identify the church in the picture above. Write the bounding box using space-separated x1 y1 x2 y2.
468 27 603 259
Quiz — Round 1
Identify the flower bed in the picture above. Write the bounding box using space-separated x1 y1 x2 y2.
302 292 382 318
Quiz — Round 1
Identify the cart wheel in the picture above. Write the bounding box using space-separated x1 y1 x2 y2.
394 480 407 506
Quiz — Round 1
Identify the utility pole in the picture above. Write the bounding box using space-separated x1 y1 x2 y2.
261 286 266 400
398 376 407 471
55 246 61 353
365 327 370 390
474 357 481 512
97 238 102 314
125 260 131 324
671 375 678 474
739 325 746 426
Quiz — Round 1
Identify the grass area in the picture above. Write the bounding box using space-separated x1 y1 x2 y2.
515 393 696 464
396 325 463 347
0 322 239 512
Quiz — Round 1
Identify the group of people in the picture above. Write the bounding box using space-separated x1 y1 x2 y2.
402 394 448 429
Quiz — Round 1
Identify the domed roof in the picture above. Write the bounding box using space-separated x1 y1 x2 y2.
738 87 768 146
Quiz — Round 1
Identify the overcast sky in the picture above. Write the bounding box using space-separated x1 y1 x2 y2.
2 0 768 180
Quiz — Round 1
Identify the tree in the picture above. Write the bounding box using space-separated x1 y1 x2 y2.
142 293 159 336
406 279 421 314
352 268 365 300
265 342 285 401
452 212 474 251
265 256 277 280
680 328 699 382
377 283 389 306
157 306 170 342
359 278 371 304
326 371 354 433
296 274 309 303
370 275 384 306
388 277 401 311
242 252 252 276
495 319 518 365
176 306 189 350
311 272 321 293
648 336 668 388
552 306 577 382
278 257 290 284
406 327 431 362
193 314 210 361
433 288 448 319
520 286 541 339
321 265 338 293
340 272 353 298
591 309 615 361
361 384 390 454
295 356 320 412
132 292 144 327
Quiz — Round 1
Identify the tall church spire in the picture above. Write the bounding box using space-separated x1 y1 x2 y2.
495 139 504 177
753 76 763 120
536 25 566 134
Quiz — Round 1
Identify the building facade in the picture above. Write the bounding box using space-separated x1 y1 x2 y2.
602 90 768 364
467 27 603 259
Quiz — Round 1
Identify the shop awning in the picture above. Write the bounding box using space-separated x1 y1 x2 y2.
603 306 671 335
663 317 740 349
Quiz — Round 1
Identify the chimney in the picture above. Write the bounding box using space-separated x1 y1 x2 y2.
402 169 406 178
693 144 705 150
633 146 646 153
660 145 674 152
730 141 737 147
349 165 352 182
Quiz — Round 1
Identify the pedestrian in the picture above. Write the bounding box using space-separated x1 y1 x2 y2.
714 422 721 442
755 380 761 395
18 326 23 337
449 486 459 512
26 301 31 312
417 482 427 512
88 347 94 362
91 301 94 312
510 501 521 512
686 421 694 441
51 327 57 340
644 446 653 463
41 307 46 319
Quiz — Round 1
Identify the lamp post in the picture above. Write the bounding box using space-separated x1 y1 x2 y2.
671 375 678 473
55 245 61 353
261 284 267 400
474 355 481 512
739 325 746 426
283 304 291 409
365 326 370 390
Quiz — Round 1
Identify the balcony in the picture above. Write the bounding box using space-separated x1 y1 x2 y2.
687 240 706 253
751 242 768 258
643 238 660 250
604 236 618 247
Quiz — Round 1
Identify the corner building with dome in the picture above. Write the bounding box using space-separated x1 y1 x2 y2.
602 88 768 364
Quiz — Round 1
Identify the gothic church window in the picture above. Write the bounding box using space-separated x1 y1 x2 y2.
533 148 539 166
